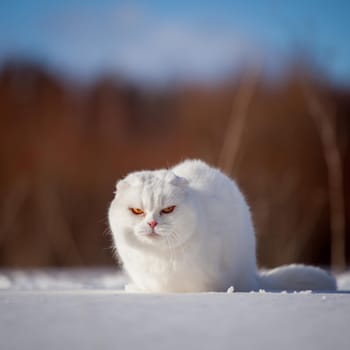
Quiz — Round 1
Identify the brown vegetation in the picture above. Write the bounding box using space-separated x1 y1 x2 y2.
0 60 349 268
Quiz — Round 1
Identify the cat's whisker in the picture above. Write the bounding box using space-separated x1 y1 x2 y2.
176 232 185 257
170 238 174 267
168 232 181 270
165 236 174 269
170 232 177 247
171 230 181 248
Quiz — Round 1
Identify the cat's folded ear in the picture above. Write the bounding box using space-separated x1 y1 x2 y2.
115 172 143 193
168 173 189 187
115 179 129 193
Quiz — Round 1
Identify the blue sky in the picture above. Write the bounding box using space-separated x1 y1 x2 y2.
0 0 349 84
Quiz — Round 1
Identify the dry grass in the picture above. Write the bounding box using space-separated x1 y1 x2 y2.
301 78 346 271
0 61 349 267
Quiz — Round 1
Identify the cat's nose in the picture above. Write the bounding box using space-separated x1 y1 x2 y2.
148 220 158 229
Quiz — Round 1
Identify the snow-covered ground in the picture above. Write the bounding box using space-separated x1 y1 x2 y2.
0 268 127 291
1 269 349 350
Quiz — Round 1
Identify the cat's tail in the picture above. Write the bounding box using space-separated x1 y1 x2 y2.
258 264 337 291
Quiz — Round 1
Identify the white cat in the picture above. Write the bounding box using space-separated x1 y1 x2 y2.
108 159 336 293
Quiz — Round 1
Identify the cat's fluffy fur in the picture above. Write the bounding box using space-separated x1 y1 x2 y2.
108 159 336 292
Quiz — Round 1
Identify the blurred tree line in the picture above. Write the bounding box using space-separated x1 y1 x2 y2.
0 60 349 268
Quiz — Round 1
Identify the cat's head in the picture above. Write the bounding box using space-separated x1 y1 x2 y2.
108 169 197 249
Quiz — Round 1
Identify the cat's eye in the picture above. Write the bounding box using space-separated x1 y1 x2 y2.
130 208 144 215
161 206 176 214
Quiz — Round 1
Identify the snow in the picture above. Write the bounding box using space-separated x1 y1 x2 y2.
0 275 11 289
0 268 126 291
0 269 349 350
337 272 350 290
226 286 234 293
